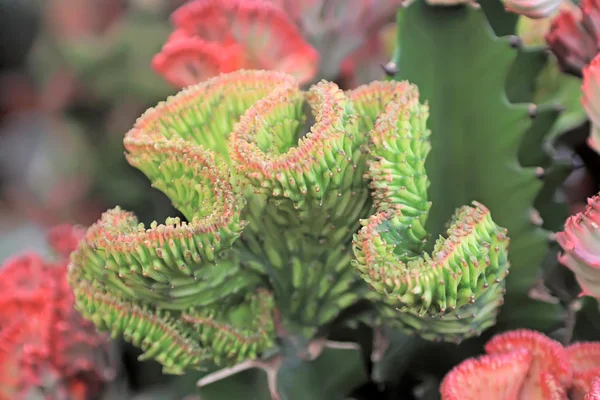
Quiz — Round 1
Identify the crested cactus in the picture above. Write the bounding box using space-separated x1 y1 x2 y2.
0 225 116 400
67 68 510 394
5 0 598 398
439 329 600 399
557 194 600 299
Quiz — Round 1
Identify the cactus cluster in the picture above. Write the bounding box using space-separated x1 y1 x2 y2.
0 225 115 400
67 68 510 381
440 329 600 399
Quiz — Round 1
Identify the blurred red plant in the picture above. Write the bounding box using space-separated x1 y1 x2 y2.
546 0 600 76
152 0 400 89
557 194 600 299
0 225 115 400
152 0 319 87
440 329 600 400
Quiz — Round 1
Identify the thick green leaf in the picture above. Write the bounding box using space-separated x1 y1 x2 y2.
392 1 563 331
197 346 368 400
534 58 587 140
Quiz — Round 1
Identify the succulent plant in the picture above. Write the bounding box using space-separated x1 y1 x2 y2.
151 0 399 89
0 225 116 400
440 329 600 399
152 0 319 88
557 194 600 298
586 377 600 400
582 53 600 153
66 67 512 397
546 0 600 77
390 0 571 334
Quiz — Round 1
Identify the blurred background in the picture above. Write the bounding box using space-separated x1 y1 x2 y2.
0 0 397 263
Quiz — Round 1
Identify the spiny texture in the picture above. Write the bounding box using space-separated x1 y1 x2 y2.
392 0 568 332
586 377 600 400
152 0 318 87
566 343 600 399
352 83 510 342
68 69 509 377
440 329 600 399
556 194 600 298
0 225 114 400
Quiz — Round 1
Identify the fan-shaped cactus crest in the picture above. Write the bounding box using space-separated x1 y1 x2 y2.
67 69 510 375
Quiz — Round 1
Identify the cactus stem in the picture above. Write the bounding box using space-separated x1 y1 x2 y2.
197 354 283 400
195 337 356 399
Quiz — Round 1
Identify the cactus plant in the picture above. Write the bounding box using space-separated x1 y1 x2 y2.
390 0 570 331
438 328 600 399
4 0 598 398
67 66 513 398
0 225 116 399
557 194 600 298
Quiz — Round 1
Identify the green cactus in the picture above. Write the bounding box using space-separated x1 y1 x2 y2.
389 0 568 331
67 65 512 399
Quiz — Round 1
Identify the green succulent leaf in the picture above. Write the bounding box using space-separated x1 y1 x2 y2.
197 344 368 400
391 1 564 330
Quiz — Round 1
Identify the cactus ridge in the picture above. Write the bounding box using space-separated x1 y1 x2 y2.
131 69 297 160
352 85 510 341
69 70 513 373
72 280 209 374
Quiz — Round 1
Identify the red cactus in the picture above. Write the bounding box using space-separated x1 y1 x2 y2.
0 225 114 399
582 54 600 153
546 0 600 76
566 343 600 400
440 350 533 400
484 329 573 397
439 329 600 399
152 0 318 87
556 194 600 298
586 377 600 399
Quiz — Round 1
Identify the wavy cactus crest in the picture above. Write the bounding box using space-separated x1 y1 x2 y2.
351 84 510 342
68 69 510 377
557 193 600 298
